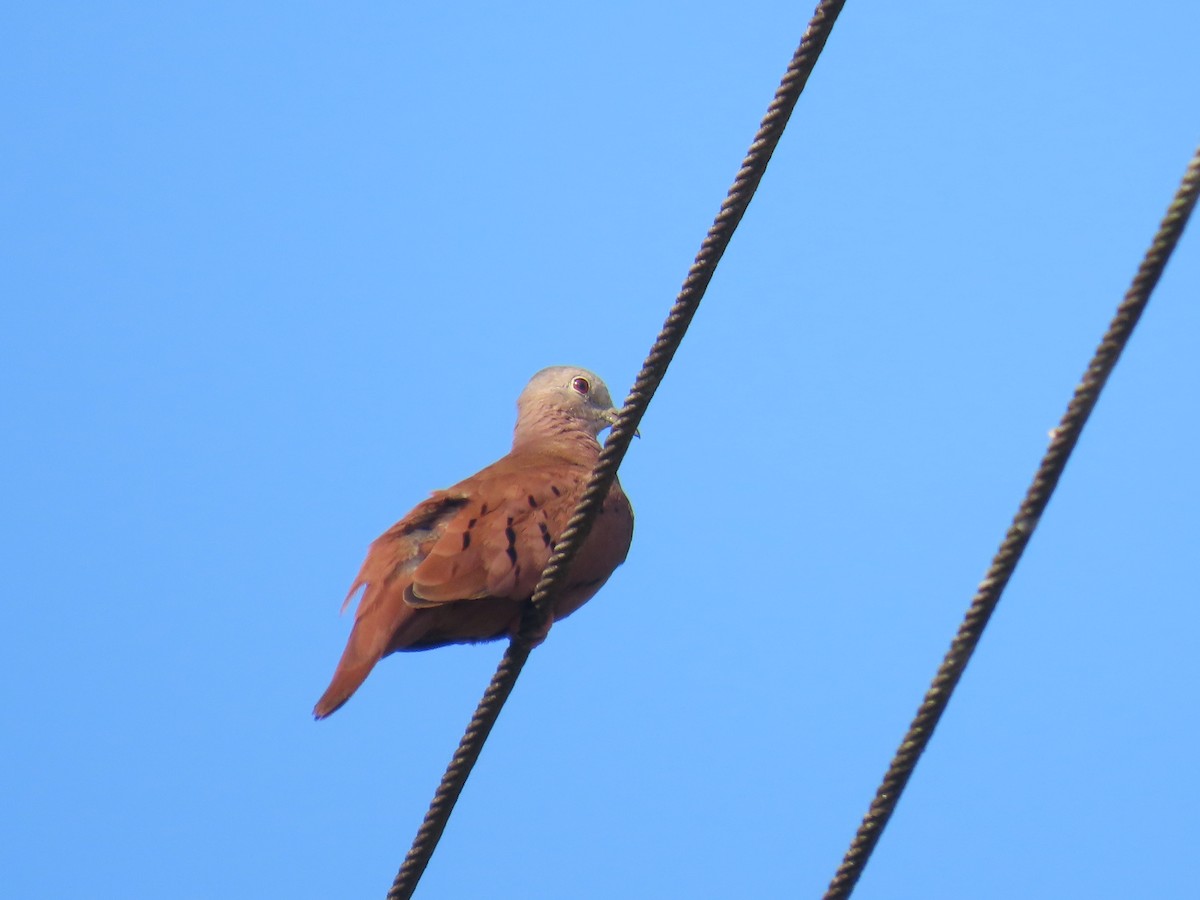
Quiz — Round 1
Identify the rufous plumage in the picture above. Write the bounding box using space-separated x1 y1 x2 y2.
313 366 634 719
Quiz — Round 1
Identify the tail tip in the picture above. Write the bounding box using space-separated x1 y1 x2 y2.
312 693 347 721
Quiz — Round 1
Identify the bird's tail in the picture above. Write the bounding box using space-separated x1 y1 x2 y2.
313 653 378 719
313 577 392 719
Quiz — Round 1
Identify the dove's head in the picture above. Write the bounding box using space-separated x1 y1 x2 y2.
514 366 621 447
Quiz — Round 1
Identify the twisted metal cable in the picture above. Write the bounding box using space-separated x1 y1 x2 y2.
824 142 1200 900
387 3 848 897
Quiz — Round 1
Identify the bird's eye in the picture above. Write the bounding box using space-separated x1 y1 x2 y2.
571 376 590 395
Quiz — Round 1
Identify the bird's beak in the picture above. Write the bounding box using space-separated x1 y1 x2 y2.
604 408 640 438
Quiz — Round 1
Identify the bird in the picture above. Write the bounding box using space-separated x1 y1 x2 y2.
313 365 635 719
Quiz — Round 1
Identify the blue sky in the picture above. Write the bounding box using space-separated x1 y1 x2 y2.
3 3 1198 898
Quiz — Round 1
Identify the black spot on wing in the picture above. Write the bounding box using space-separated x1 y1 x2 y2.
505 517 518 565
538 522 553 548
398 497 470 536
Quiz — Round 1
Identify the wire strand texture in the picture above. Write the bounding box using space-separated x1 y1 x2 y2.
387 3 848 897
823 143 1200 900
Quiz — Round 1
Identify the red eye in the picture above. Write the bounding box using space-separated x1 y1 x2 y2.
571 376 590 395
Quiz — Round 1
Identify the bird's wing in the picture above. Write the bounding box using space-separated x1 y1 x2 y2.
409 461 578 604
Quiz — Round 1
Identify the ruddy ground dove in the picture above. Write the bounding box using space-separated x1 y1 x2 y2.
314 366 634 719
